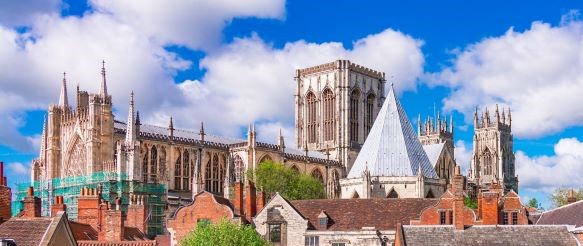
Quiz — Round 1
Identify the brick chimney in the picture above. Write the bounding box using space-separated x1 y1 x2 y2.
245 180 257 222
451 166 464 195
78 187 101 227
0 162 12 222
233 181 244 216
567 189 577 204
51 196 67 217
100 197 124 241
22 186 41 218
480 191 500 225
256 189 265 213
127 194 147 233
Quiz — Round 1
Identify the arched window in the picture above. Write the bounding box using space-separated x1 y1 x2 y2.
365 93 376 135
323 88 335 141
311 169 324 185
212 154 220 193
350 89 360 142
328 170 340 199
290 165 299 173
260 155 272 164
159 147 166 180
483 148 493 175
142 147 149 183
298 96 303 145
205 154 211 192
183 150 190 191
234 155 244 182
352 191 360 199
150 146 158 182
306 92 317 143
387 189 399 198
174 152 181 190
426 189 435 198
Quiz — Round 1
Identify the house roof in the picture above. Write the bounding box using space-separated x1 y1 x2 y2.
69 220 98 240
289 198 438 231
347 86 438 179
422 143 445 168
535 199 583 227
401 225 580 246
77 241 156 246
0 217 54 245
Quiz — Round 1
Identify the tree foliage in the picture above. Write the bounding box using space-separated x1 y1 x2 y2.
464 196 478 209
549 188 583 208
527 198 542 209
181 219 269 246
247 160 326 200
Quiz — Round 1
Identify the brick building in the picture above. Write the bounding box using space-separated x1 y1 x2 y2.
0 162 11 223
167 181 264 246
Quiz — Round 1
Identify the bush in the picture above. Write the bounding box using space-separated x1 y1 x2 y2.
181 219 269 246
247 161 326 200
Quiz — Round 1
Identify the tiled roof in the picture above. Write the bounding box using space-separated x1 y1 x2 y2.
77 241 156 246
401 225 580 246
422 143 445 168
70 220 98 240
0 217 54 246
347 86 438 179
535 200 583 227
290 198 438 231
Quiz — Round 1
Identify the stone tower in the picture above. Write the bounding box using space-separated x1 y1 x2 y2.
294 60 386 173
468 105 518 193
418 112 454 154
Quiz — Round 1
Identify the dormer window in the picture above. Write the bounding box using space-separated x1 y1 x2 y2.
317 211 329 229
319 217 327 226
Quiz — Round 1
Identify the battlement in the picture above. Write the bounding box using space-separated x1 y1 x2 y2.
474 105 511 130
295 59 385 79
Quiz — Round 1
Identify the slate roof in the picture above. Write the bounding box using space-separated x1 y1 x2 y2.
70 220 98 240
347 86 438 179
289 198 438 231
401 225 580 246
535 199 583 227
0 216 54 246
423 143 445 168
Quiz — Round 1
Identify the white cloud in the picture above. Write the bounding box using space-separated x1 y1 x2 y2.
89 0 286 50
517 138 583 193
7 162 29 175
454 140 472 173
431 19 583 138
0 0 61 27
162 30 425 142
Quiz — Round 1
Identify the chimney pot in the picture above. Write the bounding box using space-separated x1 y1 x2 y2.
27 186 33 197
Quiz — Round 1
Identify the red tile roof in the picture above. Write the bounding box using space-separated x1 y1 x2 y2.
69 220 98 240
290 198 438 231
0 217 54 246
77 241 156 246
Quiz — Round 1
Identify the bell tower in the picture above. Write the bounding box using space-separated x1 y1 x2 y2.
468 105 518 193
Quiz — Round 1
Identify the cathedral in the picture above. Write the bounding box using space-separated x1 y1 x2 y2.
28 59 518 232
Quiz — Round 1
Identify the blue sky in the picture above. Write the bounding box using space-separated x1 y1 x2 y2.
1 0 583 209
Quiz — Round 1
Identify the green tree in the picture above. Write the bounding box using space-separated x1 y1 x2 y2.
464 196 477 209
527 198 542 209
247 161 326 200
549 188 583 208
181 219 270 246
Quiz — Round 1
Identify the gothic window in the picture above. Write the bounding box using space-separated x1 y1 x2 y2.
65 136 88 177
150 146 157 182
483 148 493 175
205 154 223 194
365 93 375 135
311 169 324 185
260 155 272 164
306 92 317 143
387 189 399 198
298 96 303 145
290 165 299 173
330 170 340 199
234 155 244 182
352 191 360 198
159 147 166 180
142 147 149 183
183 150 190 190
426 189 435 198
174 152 181 190
350 89 360 142
205 154 212 192
323 88 335 141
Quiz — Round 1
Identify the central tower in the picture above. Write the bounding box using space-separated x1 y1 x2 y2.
294 60 386 173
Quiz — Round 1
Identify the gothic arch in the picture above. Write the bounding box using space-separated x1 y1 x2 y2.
482 148 493 175
290 165 299 173
306 91 317 143
365 93 376 135
350 88 361 142
387 188 399 198
259 154 272 164
233 155 244 182
328 170 340 199
63 133 87 177
174 151 182 190
322 88 335 141
311 168 324 185
159 147 166 180
426 189 435 198
351 190 360 199
149 145 158 181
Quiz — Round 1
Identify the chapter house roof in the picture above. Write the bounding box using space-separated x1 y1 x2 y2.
422 143 445 168
347 86 438 179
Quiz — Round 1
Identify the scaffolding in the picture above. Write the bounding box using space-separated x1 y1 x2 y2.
12 171 167 236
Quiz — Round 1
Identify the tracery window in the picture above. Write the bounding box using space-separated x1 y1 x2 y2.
483 149 493 175
142 148 149 183
350 89 360 142
205 155 211 191
65 137 87 177
205 153 224 194
260 155 272 164
323 88 335 141
182 150 190 191
365 93 375 135
311 169 324 185
234 155 244 182
150 146 158 182
174 152 181 190
298 96 303 145
306 92 317 143
159 147 166 180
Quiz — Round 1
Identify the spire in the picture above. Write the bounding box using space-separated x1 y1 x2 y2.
277 128 285 149
100 60 108 97
135 111 141 126
437 111 441 132
495 104 500 123
501 108 506 125
125 91 136 144
450 114 454 133
168 116 175 139
474 107 479 128
508 108 512 128
199 122 205 142
59 72 68 106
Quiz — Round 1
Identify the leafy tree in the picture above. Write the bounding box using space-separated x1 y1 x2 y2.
527 198 542 209
549 188 583 208
181 219 270 246
464 196 477 209
247 161 326 200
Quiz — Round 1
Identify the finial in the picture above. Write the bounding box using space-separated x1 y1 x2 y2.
169 116 174 130
100 60 108 97
59 71 69 106
199 121 205 142
135 111 141 125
